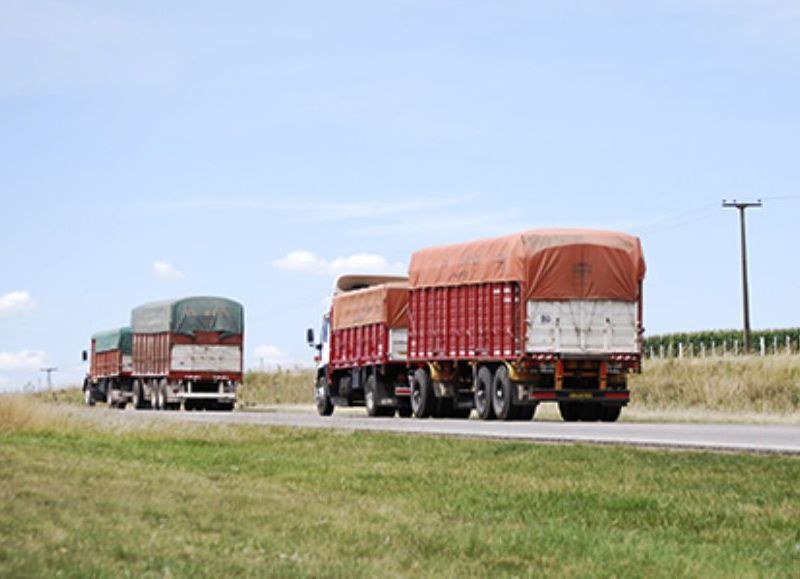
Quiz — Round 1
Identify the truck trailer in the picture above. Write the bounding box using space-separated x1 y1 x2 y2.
82 327 133 407
405 228 646 422
309 275 410 417
309 229 645 422
130 296 244 411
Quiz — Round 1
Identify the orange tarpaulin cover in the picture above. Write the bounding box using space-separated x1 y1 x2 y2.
408 229 646 301
332 282 409 330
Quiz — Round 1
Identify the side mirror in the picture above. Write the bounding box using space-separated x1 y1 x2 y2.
81 350 88 362
306 328 315 346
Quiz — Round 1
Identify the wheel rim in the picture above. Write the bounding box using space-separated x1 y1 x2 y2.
411 382 421 411
475 384 487 414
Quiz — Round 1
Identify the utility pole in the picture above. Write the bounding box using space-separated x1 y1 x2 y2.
40 367 58 390
722 199 762 354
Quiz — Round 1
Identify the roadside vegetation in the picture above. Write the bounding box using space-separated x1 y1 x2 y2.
36 356 800 422
1 395 798 577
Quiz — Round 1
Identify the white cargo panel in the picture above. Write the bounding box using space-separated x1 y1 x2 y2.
122 355 133 373
526 300 637 354
388 328 408 361
171 345 242 373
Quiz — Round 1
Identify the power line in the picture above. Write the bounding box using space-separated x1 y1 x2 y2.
722 199 763 354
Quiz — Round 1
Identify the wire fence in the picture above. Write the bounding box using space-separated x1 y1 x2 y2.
644 331 800 359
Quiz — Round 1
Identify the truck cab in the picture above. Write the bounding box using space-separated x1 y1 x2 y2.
307 274 408 416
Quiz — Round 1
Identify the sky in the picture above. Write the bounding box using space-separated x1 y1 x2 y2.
1 0 799 390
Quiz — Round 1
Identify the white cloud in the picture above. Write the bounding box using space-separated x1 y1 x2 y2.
0 350 46 371
272 250 404 276
0 290 35 318
153 261 185 280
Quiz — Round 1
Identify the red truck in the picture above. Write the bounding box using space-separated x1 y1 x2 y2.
310 229 645 422
308 275 410 417
406 228 646 422
130 296 244 411
82 327 133 407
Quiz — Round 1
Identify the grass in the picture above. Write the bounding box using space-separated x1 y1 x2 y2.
631 355 800 415
1 396 799 577
237 369 315 407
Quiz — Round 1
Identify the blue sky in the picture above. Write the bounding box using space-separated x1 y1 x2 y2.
1 0 798 390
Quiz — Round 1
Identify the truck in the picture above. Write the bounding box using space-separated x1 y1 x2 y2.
405 228 646 422
309 229 646 422
130 296 245 411
82 327 133 407
308 274 411 417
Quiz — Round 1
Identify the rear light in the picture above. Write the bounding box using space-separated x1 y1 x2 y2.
609 353 639 363
529 353 558 362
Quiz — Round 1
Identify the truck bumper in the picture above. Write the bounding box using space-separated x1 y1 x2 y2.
529 389 629 405
166 392 237 403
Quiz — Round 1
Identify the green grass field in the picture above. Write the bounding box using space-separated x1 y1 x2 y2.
1 397 798 577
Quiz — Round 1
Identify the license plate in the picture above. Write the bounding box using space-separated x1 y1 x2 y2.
568 392 593 400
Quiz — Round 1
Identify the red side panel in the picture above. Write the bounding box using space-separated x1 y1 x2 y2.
90 340 125 379
330 322 389 369
408 282 521 362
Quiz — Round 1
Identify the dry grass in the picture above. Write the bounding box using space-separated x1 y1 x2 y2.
237 368 314 407
0 395 81 434
631 355 800 416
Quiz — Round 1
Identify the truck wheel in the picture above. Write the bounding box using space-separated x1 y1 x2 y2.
83 386 95 407
315 376 334 416
491 366 514 421
365 376 381 417
515 405 536 421
474 366 495 420
397 400 413 418
558 402 580 422
601 405 622 422
411 368 433 418
433 396 452 419
580 403 602 422
132 381 145 410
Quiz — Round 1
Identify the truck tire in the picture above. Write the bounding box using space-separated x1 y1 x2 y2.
83 385 95 407
365 376 394 417
397 400 413 418
315 376 334 416
601 405 622 422
132 381 146 410
515 405 536 421
474 366 495 420
491 365 514 421
558 402 580 422
411 368 433 418
580 403 602 422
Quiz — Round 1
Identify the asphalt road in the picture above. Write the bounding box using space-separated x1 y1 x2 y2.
112 408 800 455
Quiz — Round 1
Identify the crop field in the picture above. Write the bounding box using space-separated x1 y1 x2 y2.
1 395 799 577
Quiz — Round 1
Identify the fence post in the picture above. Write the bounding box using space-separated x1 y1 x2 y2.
773 336 778 355
786 336 792 354
734 340 739 356
711 340 716 357
759 336 766 356
668 343 674 358
659 344 665 359
678 342 684 359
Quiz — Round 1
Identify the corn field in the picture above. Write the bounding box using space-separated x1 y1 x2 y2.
643 328 800 358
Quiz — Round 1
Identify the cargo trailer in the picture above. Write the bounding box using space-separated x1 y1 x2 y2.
130 296 244 411
82 327 133 407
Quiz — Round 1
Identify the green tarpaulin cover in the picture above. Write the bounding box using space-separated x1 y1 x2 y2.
92 327 133 354
131 297 244 336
